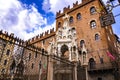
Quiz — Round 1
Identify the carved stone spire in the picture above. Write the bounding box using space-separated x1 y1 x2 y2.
62 13 70 27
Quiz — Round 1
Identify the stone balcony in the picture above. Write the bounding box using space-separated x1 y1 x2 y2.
87 62 117 73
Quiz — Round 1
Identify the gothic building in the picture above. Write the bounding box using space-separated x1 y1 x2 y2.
14 0 120 80
0 31 15 78
0 30 27 79
0 0 119 80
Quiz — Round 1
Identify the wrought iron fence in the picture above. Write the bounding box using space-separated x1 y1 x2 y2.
0 36 75 80
53 57 74 80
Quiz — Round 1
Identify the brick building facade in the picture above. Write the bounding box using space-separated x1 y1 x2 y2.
1 0 119 80
23 0 119 80
0 31 15 78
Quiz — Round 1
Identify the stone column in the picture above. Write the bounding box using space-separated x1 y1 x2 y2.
69 47 72 61
85 66 88 80
76 47 78 61
73 63 77 80
47 55 53 80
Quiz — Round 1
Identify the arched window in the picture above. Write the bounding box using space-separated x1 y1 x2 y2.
90 6 96 14
58 22 61 28
28 53 31 61
89 58 96 69
4 60 7 65
95 34 100 41
31 63 34 69
69 16 74 23
61 44 69 58
80 40 85 47
76 13 81 20
90 20 96 28
6 49 10 55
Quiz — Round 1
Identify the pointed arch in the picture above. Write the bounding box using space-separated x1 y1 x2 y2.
61 44 69 58
89 58 96 69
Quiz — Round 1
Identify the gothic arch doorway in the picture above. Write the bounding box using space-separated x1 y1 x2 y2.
61 44 69 59
89 58 96 69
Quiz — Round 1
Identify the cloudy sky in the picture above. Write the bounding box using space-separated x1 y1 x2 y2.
0 0 120 40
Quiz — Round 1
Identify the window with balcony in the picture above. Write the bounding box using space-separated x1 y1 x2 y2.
90 6 96 15
90 20 96 28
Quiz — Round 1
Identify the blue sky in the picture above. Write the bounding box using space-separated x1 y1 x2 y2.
0 0 120 40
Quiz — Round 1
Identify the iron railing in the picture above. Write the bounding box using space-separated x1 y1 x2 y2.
88 62 116 71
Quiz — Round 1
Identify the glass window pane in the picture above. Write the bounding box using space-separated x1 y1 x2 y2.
90 7 96 14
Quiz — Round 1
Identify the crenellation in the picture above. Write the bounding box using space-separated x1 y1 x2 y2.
18 39 22 44
68 5 70 9
14 36 17 41
40 33 44 38
73 1 78 7
56 10 61 17
45 30 49 36
9 33 14 39
50 28 54 33
0 30 2 34
27 39 30 43
56 0 92 17
28 39 32 43
36 35 39 39
4 31 8 34
63 6 70 13
17 37 20 42
32 37 34 41
34 37 36 41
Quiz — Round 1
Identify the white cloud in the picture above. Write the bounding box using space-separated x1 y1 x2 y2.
0 0 50 40
49 0 109 14
42 0 51 12
49 0 81 14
